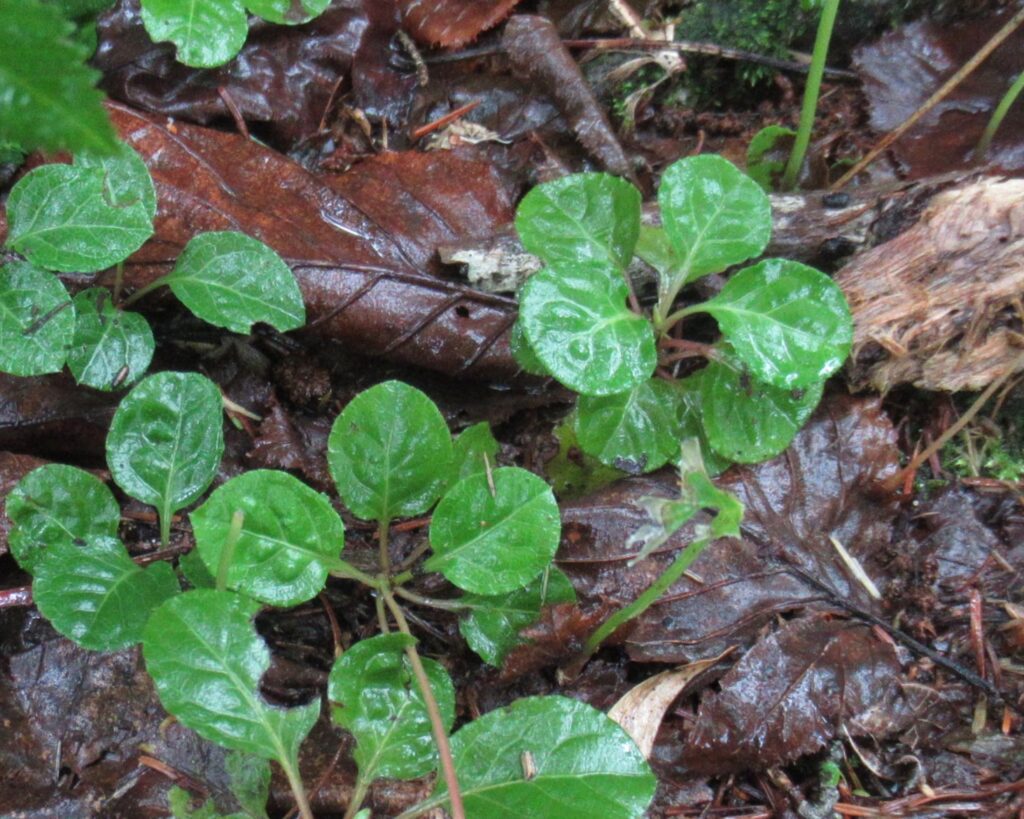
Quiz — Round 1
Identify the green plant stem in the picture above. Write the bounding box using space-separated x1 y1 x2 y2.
381 591 465 819
394 586 469 612
781 0 840 190
159 501 172 550
343 769 371 819
279 754 315 819
120 274 168 308
658 303 702 332
378 519 391 576
328 559 383 589
215 510 245 592
975 71 1024 160
566 536 711 677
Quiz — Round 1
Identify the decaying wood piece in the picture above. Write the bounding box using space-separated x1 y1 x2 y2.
838 176 1024 393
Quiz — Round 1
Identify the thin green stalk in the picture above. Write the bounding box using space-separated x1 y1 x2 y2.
120 274 168 308
568 536 711 676
279 754 315 819
975 71 1024 161
781 0 840 190
215 510 245 592
382 591 465 819
394 586 470 612
343 769 371 819
328 559 382 589
159 500 173 549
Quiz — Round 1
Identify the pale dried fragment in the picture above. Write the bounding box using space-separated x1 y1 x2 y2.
839 176 1024 392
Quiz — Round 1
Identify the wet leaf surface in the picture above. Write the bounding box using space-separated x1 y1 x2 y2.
555 394 900 663
403 0 522 48
681 617 908 774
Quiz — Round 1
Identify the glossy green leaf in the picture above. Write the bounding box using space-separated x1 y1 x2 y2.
33 536 179 650
327 381 453 522
430 696 656 818
168 787 224 819
106 372 224 533
6 146 156 273
5 464 120 574
0 0 119 155
0 261 74 376
143 590 320 761
515 173 642 271
509 320 549 376
328 633 455 781
519 264 656 396
140 0 248 68
695 356 823 463
575 378 682 475
426 467 561 594
658 154 771 284
68 288 154 390
670 381 733 477
698 258 853 388
451 422 500 484
163 232 305 334
191 470 344 607
634 224 683 282
459 567 576 666
245 0 329 24
746 125 796 191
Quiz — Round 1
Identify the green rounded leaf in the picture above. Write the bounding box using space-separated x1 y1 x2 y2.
515 173 642 271
746 125 796 191
179 548 216 590
68 288 154 390
7 148 155 273
5 464 120 573
451 422 500 484
327 381 453 522
143 589 320 759
575 378 682 475
33 536 180 651
658 154 771 282
460 567 576 667
699 258 853 389
519 264 656 397
695 357 823 463
164 231 305 334
191 470 345 607
246 0 329 24
426 467 561 594
0 261 74 376
140 0 248 68
106 371 225 520
328 633 455 782
433 696 656 819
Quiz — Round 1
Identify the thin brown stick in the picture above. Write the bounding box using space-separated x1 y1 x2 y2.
831 6 1024 189
382 592 465 819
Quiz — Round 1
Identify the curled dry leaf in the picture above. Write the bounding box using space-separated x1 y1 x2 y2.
681 617 909 774
106 103 521 381
403 0 523 48
554 394 900 663
608 650 731 759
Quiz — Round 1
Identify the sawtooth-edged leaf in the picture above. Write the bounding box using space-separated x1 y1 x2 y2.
519 263 655 397
163 231 305 334
5 463 120 573
428 696 656 819
328 633 455 781
426 467 561 595
0 260 74 376
143 589 320 763
698 258 853 389
515 172 642 271
68 288 154 390
33 536 180 651
191 470 344 607
327 381 453 522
